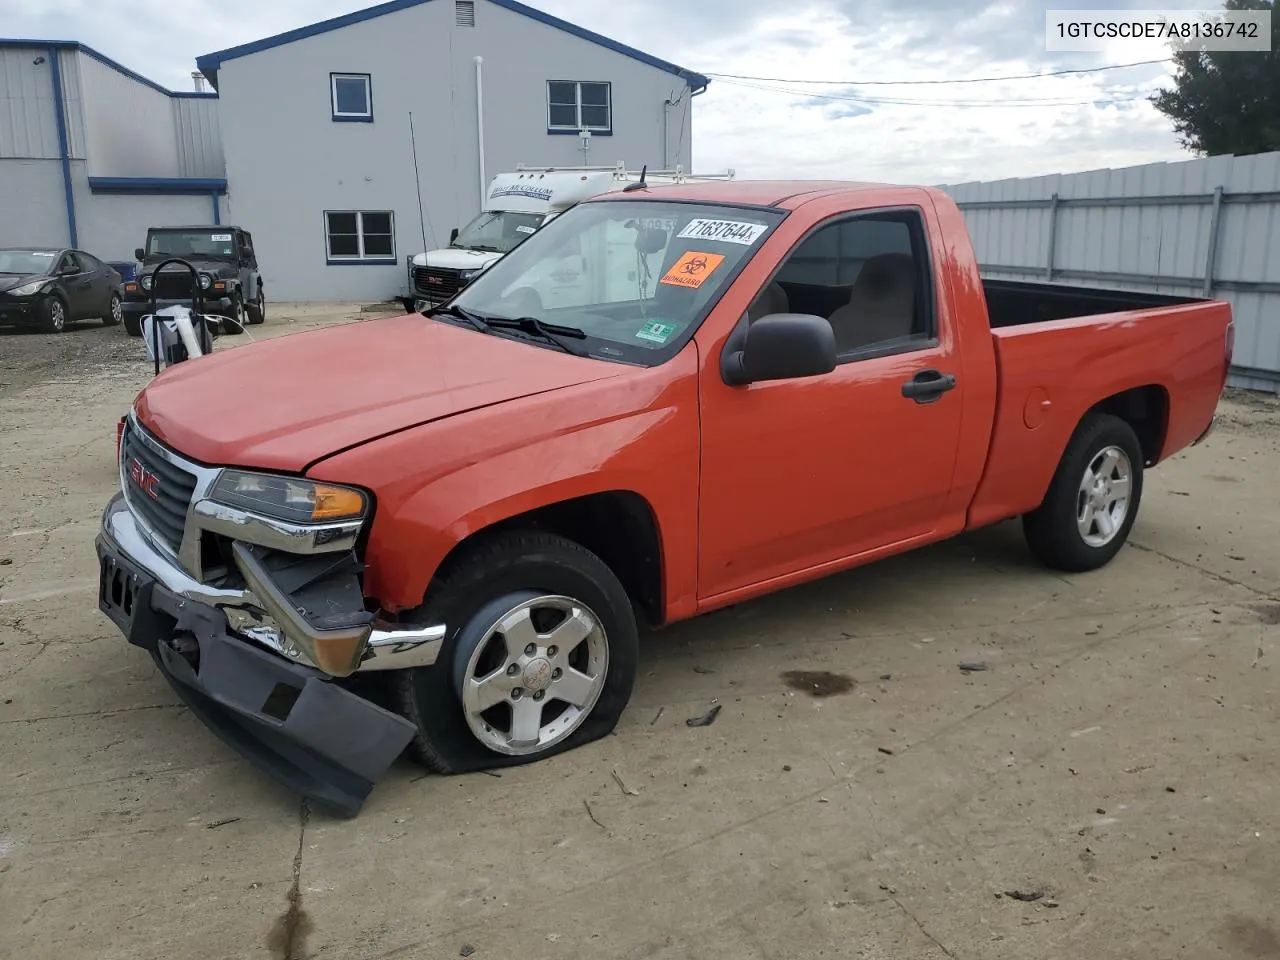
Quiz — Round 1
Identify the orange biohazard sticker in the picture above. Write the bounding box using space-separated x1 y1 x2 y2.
659 251 726 290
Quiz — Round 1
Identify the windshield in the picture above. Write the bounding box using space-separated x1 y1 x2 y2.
453 211 547 253
0 251 57 275
448 200 785 365
146 230 235 259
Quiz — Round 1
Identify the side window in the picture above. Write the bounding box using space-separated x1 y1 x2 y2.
752 209 934 359
58 252 80 274
240 232 256 264
76 251 101 271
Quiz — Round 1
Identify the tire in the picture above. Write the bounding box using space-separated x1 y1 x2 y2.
392 531 639 775
124 312 142 337
103 292 122 326
245 286 265 325
221 293 245 335
1023 413 1144 573
41 295 68 334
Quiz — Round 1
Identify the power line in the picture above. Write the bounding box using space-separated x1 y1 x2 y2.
713 76 1153 108
704 58 1171 87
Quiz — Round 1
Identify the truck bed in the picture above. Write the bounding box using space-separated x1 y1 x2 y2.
982 277 1203 329
964 290 1233 531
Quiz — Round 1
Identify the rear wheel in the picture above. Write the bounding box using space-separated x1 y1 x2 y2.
392 531 639 774
1023 413 1144 572
103 292 122 326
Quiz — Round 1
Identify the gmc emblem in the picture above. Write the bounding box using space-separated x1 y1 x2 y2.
128 457 161 501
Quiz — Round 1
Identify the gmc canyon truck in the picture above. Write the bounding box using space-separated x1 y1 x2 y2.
96 180 1233 815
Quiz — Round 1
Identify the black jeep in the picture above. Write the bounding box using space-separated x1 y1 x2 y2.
123 226 265 336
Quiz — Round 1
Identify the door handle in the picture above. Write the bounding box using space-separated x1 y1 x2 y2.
901 369 957 404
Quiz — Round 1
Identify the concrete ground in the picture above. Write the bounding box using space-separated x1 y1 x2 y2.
1 306 1278 960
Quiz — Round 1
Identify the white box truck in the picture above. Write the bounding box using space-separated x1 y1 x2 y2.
402 162 734 311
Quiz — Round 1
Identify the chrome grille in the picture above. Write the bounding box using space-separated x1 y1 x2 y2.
412 266 465 301
120 422 197 554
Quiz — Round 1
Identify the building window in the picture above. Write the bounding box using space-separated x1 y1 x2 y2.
325 211 395 263
547 81 612 135
456 0 475 26
331 73 372 122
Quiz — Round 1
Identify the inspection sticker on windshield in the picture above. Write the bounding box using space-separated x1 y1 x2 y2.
659 251 725 290
677 219 767 246
635 320 677 344
211 233 232 242
515 225 537 235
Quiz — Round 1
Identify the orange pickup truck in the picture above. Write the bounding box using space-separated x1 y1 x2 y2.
96 180 1233 814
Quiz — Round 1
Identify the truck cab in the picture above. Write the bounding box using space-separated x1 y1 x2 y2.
404 163 734 311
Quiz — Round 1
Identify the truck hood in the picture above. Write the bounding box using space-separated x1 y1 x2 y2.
134 313 621 472
142 257 235 276
411 248 502 269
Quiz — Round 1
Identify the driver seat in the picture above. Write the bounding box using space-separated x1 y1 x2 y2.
827 253 917 352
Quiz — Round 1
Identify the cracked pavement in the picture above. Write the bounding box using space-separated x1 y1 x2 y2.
1 310 1278 959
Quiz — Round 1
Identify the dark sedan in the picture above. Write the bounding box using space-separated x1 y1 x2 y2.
0 247 123 334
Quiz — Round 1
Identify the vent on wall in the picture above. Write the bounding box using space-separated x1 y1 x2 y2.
456 0 475 26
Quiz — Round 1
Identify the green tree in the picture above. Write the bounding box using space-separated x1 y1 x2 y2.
1150 0 1280 156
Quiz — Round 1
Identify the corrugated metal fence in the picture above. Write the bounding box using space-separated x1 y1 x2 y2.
938 150 1280 392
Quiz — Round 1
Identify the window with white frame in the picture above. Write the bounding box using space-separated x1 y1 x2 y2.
325 211 395 262
331 73 372 121
547 81 611 133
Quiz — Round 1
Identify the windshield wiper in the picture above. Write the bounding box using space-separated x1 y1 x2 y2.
484 316 587 356
430 303 494 334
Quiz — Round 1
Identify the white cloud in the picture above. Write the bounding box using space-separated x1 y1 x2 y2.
3 0 1208 183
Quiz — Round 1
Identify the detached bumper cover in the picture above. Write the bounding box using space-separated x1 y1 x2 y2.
95 495 417 816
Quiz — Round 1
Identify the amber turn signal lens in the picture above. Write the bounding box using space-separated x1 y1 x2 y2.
312 485 367 521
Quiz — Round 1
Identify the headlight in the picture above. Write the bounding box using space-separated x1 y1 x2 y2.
140 275 153 290
459 269 481 281
199 273 212 290
8 280 51 297
210 470 369 524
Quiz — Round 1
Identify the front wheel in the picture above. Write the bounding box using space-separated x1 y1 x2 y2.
41 295 68 334
393 532 639 774
245 287 265 325
103 292 122 326
1023 413 1144 572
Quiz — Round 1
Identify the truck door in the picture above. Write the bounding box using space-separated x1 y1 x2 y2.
697 206 966 600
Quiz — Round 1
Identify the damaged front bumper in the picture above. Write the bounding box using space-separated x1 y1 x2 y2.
94 490 441 817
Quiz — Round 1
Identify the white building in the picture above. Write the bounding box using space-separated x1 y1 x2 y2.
0 40 226 263
194 0 710 301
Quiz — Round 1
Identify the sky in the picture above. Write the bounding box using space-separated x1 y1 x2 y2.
3 0 1221 185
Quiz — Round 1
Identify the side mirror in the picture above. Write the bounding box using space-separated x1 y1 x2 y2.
134 247 145 261
721 313 837 386
449 227 460 244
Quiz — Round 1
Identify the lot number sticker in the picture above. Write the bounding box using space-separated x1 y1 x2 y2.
635 320 677 344
677 219 767 246
211 234 232 242
659 251 726 290
515 225 537 235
